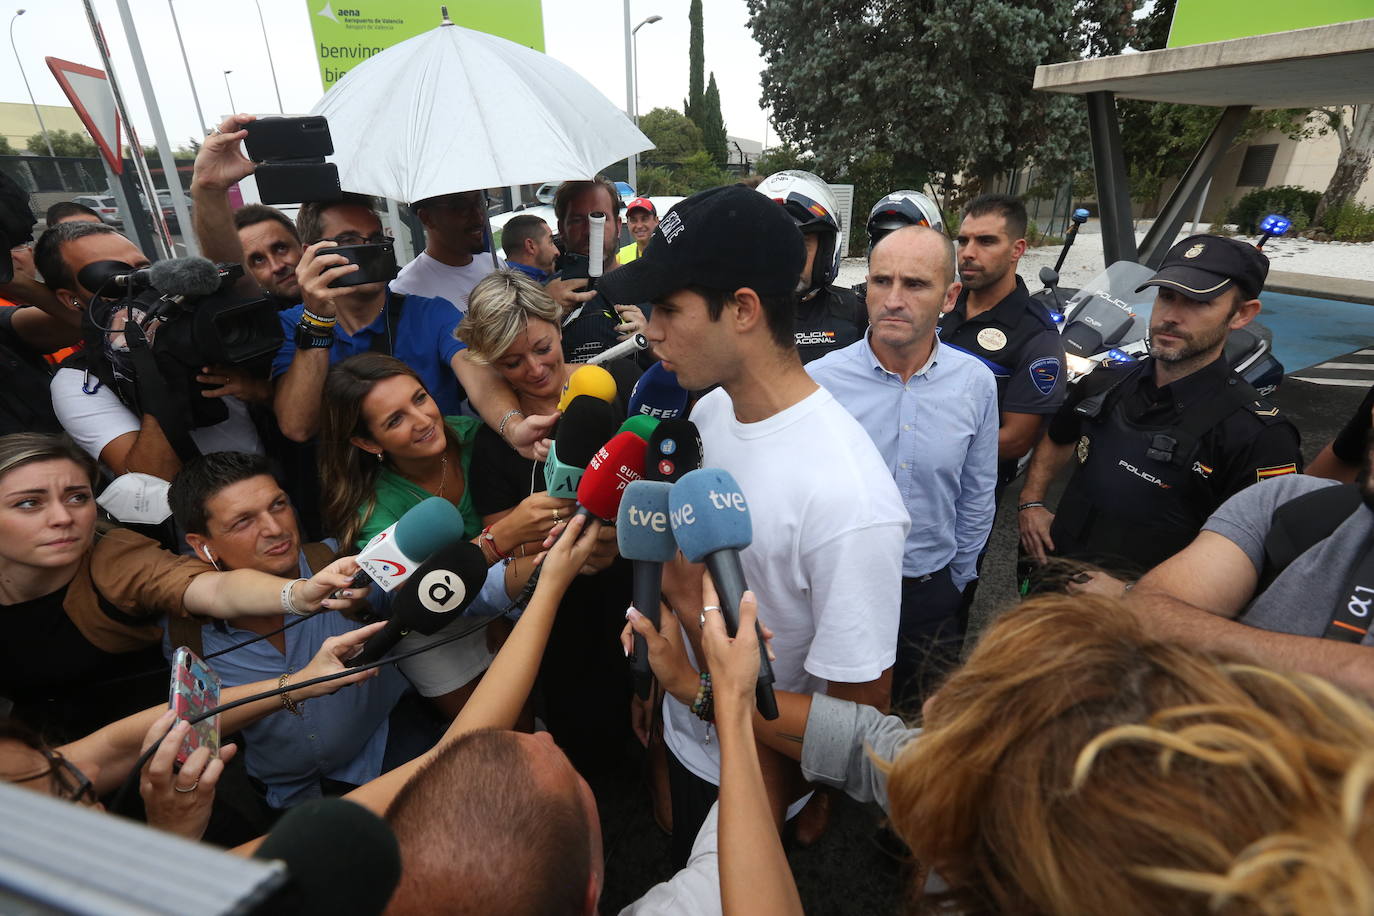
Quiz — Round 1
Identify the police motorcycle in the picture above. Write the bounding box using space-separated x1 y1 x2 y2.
1033 212 1290 396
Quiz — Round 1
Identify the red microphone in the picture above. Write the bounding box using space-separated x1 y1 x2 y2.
576 431 649 521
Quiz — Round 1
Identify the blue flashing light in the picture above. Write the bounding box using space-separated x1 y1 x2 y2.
1105 348 1135 363
1050 311 1065 324
1259 213 1292 237
1071 208 1090 223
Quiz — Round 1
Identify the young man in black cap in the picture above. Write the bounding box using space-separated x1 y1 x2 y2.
1018 234 1302 583
600 185 908 866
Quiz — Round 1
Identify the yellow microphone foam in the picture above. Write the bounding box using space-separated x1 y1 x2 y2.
557 364 617 412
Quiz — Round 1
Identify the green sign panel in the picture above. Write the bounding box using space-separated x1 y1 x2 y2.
1168 0 1371 47
307 0 545 89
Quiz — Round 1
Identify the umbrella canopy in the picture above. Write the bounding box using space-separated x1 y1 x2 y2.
311 21 653 204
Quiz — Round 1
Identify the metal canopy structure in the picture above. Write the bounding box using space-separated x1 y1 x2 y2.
1033 18 1374 268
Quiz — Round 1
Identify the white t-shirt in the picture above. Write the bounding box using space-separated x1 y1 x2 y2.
662 385 909 785
50 367 263 468
391 250 504 310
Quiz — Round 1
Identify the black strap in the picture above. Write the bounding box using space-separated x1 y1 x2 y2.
367 293 406 356
1144 376 1256 470
124 320 201 464
1072 360 1148 422
1260 483 1362 593
1327 541 1374 644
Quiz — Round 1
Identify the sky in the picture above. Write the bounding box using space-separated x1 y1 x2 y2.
0 0 773 153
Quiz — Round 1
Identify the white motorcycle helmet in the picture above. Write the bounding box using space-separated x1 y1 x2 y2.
756 169 842 290
866 190 944 250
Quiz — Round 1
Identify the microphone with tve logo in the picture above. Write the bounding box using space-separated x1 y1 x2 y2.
617 480 676 698
669 468 778 719
346 540 489 668
351 497 465 592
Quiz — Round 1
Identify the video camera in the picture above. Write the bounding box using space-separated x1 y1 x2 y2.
77 256 282 436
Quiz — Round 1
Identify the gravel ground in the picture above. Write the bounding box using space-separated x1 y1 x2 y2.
837 222 1374 292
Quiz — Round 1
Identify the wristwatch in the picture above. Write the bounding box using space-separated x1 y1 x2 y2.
294 322 335 349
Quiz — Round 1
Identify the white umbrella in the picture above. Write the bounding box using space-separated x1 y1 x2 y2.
311 19 653 205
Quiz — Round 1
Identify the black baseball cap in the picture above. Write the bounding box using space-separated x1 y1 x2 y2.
1135 234 1269 302
598 184 804 304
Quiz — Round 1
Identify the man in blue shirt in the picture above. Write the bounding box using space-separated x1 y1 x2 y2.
166 452 412 809
272 193 470 443
808 226 998 705
500 214 558 285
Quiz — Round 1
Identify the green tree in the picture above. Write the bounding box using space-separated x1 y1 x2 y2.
686 0 704 125
755 143 813 176
701 73 729 168
676 150 731 193
0 135 14 155
639 107 706 166
748 0 1086 193
635 165 688 197
28 129 97 158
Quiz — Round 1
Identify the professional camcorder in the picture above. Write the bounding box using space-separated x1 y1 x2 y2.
77 256 282 446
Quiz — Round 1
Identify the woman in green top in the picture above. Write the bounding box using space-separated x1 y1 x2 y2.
317 353 568 718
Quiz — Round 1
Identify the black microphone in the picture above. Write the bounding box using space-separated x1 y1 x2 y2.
251 797 400 915
346 541 489 668
644 418 703 483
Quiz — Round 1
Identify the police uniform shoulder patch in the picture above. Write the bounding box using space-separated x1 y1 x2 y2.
1029 357 1060 396
1252 403 1281 417
977 327 1007 351
1256 463 1297 482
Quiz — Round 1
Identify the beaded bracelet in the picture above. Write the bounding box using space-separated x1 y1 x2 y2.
690 671 714 723
497 408 525 441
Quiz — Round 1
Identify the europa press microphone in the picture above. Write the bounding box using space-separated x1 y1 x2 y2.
669 468 779 719
350 497 466 592
544 395 619 499
346 540 490 668
617 480 676 698
626 362 689 419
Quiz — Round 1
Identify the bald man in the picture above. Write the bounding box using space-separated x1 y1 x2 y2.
807 226 999 706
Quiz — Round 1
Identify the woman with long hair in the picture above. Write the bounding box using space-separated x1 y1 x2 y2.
317 353 567 719
458 269 640 778
630 591 1374 915
0 432 365 742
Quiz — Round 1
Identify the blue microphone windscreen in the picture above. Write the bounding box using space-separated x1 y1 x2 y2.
668 468 752 562
617 480 677 562
628 362 689 419
391 497 466 560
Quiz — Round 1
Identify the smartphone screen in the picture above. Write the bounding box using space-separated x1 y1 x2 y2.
169 647 222 767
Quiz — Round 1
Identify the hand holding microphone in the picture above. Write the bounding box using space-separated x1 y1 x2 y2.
617 480 677 698
668 468 779 719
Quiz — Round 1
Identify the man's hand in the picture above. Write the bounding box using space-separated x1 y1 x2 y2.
190 114 257 193
296 240 357 318
613 303 646 340
546 277 597 313
579 522 620 576
196 365 272 403
1018 505 1056 565
506 412 559 462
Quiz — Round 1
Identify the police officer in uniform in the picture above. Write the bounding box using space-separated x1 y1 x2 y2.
938 194 1066 499
1018 234 1302 580
852 190 946 306
757 170 865 364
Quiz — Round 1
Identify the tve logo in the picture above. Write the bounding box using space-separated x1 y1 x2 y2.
625 504 668 533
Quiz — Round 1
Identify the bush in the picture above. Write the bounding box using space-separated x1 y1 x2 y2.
1326 200 1374 243
1225 185 1320 235
634 165 687 197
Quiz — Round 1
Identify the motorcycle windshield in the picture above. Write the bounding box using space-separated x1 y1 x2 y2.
1063 261 1156 350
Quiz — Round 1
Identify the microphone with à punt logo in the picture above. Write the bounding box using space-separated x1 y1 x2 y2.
345 541 489 668
617 480 676 699
668 468 778 719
